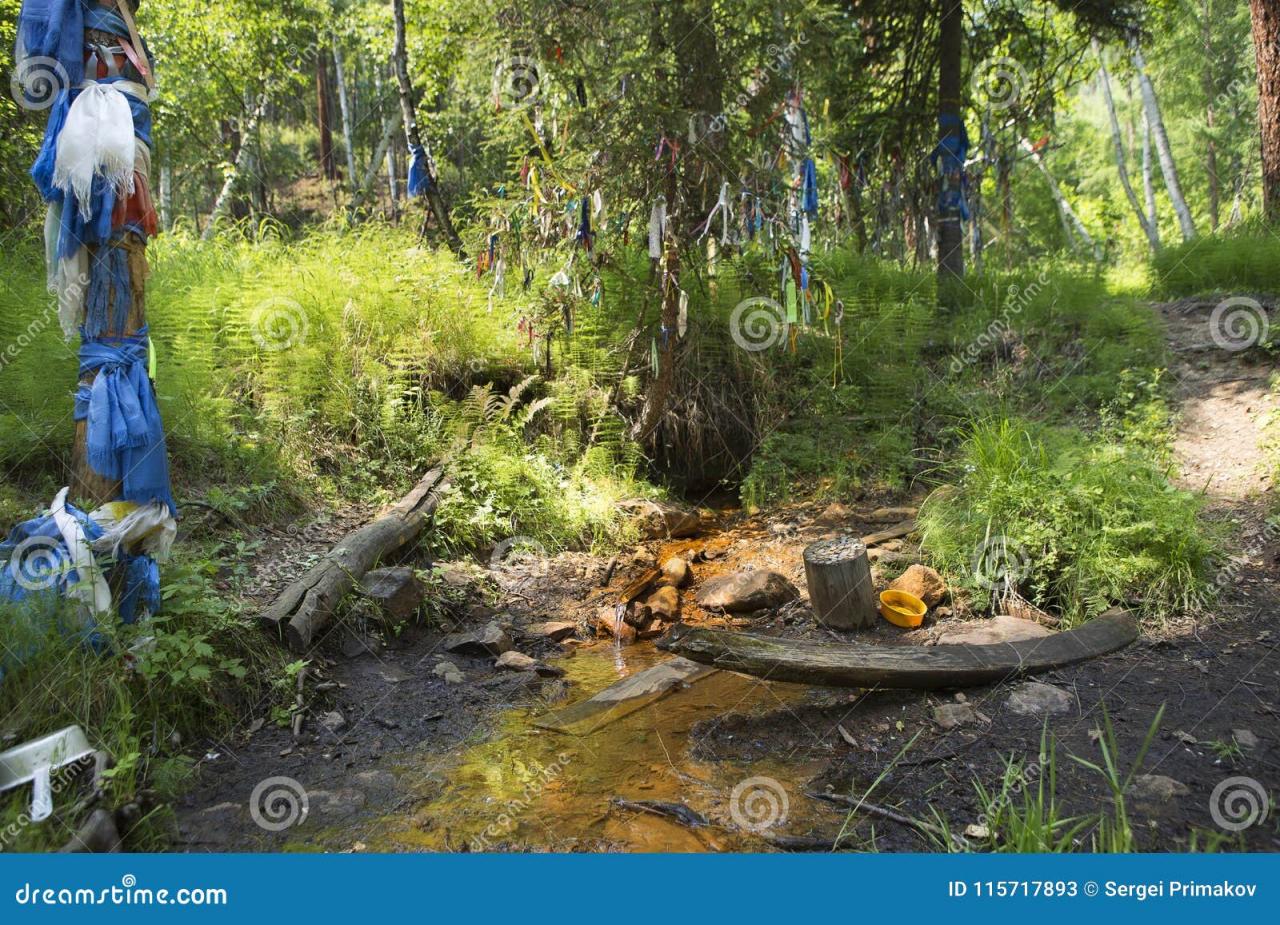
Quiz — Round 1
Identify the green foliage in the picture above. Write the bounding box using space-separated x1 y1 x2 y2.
918 416 1216 624
742 259 1166 508
1152 228 1280 297
0 548 283 850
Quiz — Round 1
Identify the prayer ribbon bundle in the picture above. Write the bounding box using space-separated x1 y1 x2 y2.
5 1 175 643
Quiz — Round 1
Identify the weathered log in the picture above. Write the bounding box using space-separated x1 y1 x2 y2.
658 607 1139 690
862 519 916 546
259 469 444 652
803 536 877 630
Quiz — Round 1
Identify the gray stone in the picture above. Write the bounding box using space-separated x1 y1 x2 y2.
525 621 578 642
1006 682 1073 716
495 650 538 672
1127 774 1190 802
58 808 121 853
318 711 347 733
308 788 367 821
432 661 464 684
937 615 1053 646
697 570 799 613
934 702 978 730
621 500 701 539
442 621 513 656
1233 728 1260 749
359 567 425 623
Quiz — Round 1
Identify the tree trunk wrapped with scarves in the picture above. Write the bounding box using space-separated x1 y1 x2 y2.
4 0 175 637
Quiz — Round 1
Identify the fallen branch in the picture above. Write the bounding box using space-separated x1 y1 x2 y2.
609 798 709 828
259 469 445 652
658 608 1139 689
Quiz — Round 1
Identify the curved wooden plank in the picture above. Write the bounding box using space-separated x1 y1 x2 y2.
656 608 1139 690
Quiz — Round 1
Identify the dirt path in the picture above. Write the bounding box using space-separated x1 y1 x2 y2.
171 300 1280 854
1159 296 1277 500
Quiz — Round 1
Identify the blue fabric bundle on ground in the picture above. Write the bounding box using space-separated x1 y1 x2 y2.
115 553 159 625
0 500 102 606
0 502 160 684
74 329 176 516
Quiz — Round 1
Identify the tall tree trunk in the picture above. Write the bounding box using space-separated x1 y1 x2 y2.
1132 42 1197 240
387 139 402 222
1142 107 1160 242
348 113 397 217
1020 138 1099 260
1095 41 1160 253
316 54 336 181
936 0 965 307
204 96 268 239
332 40 358 186
1250 0 1280 222
391 0 464 255
1201 0 1221 231
998 148 1013 266
159 162 172 231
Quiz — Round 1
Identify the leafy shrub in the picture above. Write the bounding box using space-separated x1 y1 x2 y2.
919 418 1217 624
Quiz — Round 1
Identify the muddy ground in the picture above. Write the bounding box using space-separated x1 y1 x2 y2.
171 300 1280 853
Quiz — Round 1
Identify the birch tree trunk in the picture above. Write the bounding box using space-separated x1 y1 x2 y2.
1250 0 1280 222
1095 42 1160 253
1132 42 1197 241
332 40 358 187
159 162 172 231
203 95 268 240
1020 138 1099 260
1142 108 1160 241
348 113 396 216
391 0 464 255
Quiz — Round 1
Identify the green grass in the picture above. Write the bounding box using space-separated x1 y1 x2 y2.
0 552 283 851
918 416 1215 624
1151 226 1280 298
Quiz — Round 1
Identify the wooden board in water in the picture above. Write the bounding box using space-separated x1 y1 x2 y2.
533 657 718 735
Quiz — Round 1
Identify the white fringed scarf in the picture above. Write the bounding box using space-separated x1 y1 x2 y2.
53 83 136 219
45 137 150 339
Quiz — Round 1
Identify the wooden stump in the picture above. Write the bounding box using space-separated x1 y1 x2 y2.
803 536 877 631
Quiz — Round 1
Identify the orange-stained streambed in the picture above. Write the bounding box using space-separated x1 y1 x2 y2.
365 640 834 852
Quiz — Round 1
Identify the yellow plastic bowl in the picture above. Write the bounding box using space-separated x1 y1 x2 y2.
879 589 927 628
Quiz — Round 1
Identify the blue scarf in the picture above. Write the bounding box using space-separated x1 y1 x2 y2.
15 0 87 94
74 329 176 516
802 158 818 216
408 143 432 196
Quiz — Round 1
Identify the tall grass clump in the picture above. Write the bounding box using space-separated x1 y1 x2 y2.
918 418 1216 624
1152 226 1280 297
